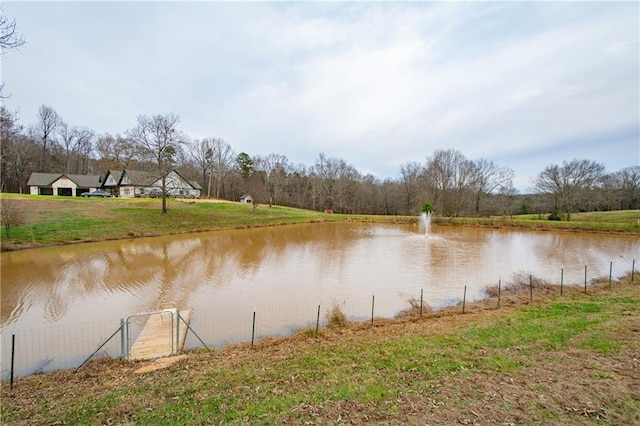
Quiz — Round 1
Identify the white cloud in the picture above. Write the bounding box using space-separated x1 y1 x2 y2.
2 1 638 190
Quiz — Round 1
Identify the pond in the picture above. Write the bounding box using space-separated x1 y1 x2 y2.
1 222 638 376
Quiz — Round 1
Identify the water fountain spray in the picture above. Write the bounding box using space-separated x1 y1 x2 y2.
421 201 434 238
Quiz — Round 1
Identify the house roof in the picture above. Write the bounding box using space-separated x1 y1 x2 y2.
167 169 200 190
27 173 61 186
103 170 123 186
116 169 158 186
118 169 202 190
67 174 101 188
27 172 101 188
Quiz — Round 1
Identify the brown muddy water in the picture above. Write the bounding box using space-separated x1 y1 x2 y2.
1 223 638 376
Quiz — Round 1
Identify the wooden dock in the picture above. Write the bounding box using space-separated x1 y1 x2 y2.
129 309 191 361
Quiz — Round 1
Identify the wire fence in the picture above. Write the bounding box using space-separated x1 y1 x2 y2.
1 258 636 383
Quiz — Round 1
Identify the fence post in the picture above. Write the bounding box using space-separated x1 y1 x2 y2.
178 313 211 352
176 311 180 355
371 295 375 325
315 304 321 338
420 289 424 318
125 317 131 360
529 274 533 302
120 319 126 359
609 261 613 289
462 286 467 314
560 268 564 296
584 265 588 293
633 259 636 282
251 310 256 349
10 333 15 390
76 324 124 372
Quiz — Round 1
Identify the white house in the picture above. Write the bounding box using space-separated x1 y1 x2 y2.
103 169 201 198
27 169 201 199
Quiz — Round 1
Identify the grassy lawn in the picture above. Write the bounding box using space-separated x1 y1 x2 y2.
1 280 638 425
435 210 640 233
0 194 375 250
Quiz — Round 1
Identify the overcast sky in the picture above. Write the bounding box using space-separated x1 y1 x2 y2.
3 1 639 192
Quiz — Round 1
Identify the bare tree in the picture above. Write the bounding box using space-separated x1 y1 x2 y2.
1 197 24 238
308 153 363 213
254 153 289 206
425 149 475 216
208 138 234 199
188 139 211 197
615 166 640 210
493 184 518 217
0 9 25 54
399 161 425 214
58 123 94 174
380 178 402 215
73 127 94 174
95 133 139 171
533 158 605 220
471 158 515 215
0 8 26 98
127 113 188 213
311 153 336 211
188 137 235 199
0 106 22 191
288 163 311 209
358 173 381 214
334 160 361 214
32 105 61 172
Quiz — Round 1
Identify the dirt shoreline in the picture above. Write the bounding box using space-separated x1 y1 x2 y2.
3 217 638 253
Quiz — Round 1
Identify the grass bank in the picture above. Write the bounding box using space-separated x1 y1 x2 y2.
434 210 640 233
2 278 638 425
434 210 640 235
0 194 413 251
1 194 638 251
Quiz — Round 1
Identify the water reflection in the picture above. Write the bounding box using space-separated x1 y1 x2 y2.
1 223 638 330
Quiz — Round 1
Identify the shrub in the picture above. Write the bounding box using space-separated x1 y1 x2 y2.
327 303 349 329
1 198 25 238
486 271 556 296
298 327 323 338
395 297 433 319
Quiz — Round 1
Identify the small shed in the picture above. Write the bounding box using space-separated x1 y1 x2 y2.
240 195 253 204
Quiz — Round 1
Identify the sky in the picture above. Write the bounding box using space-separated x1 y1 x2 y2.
2 1 639 192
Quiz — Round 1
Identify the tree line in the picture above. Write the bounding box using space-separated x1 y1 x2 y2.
1 107 638 218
